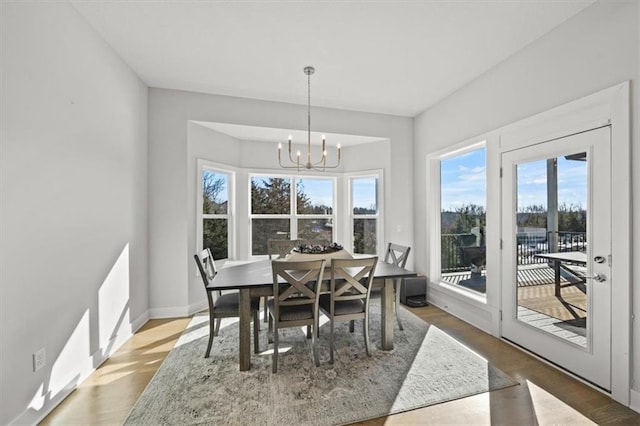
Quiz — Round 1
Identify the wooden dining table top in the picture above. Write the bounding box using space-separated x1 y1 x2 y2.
210 258 418 290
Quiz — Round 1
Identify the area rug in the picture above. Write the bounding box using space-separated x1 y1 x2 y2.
125 301 518 425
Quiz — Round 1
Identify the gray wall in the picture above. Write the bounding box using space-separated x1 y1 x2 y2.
413 0 639 407
0 3 149 424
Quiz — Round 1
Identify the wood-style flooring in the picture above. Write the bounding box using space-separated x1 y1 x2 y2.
42 305 640 425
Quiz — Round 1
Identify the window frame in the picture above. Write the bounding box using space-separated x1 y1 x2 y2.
197 160 236 260
346 170 384 256
248 172 337 257
428 140 487 301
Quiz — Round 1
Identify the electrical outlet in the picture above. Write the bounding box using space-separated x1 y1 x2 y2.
33 348 46 372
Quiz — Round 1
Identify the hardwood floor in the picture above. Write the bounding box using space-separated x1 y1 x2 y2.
42 306 639 425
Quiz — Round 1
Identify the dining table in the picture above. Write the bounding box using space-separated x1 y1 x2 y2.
210 258 418 371
534 251 587 296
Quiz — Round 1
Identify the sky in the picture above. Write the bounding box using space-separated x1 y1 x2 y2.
516 156 587 211
440 148 487 211
440 147 587 212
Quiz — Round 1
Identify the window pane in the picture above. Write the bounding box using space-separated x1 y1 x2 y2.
353 218 376 254
298 218 333 243
251 176 291 214
203 219 228 260
297 178 333 215
352 177 377 214
251 219 291 255
440 147 486 294
202 170 228 214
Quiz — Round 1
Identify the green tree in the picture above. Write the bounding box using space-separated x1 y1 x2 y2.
517 204 546 228
558 202 586 232
451 203 486 234
202 172 228 260
251 177 290 214
251 178 292 255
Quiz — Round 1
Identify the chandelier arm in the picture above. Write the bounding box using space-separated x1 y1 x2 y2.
277 66 342 172
278 156 303 169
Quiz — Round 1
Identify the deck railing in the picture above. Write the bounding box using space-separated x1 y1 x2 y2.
441 231 586 272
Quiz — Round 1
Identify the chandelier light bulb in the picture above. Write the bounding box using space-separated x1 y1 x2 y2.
277 66 342 171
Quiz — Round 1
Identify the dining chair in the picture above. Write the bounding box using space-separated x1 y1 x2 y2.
264 239 300 323
319 256 378 364
268 259 325 373
384 243 411 331
193 248 260 358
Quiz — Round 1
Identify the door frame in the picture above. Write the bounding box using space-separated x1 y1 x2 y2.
500 127 612 390
497 82 630 404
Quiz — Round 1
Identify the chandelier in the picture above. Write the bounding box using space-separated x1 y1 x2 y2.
277 66 341 171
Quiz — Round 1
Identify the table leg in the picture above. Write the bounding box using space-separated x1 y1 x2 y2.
380 278 394 350
554 260 561 297
239 288 251 371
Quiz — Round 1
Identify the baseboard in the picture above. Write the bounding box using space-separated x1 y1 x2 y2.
9 315 143 426
12 372 85 426
630 388 640 414
188 299 207 316
131 310 150 333
426 282 494 335
149 300 209 319
149 305 190 319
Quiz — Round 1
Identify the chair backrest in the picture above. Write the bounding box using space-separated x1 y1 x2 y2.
194 248 217 287
267 239 298 260
384 243 411 269
330 257 378 306
271 259 325 319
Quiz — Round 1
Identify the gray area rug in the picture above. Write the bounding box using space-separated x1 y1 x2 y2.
126 300 517 425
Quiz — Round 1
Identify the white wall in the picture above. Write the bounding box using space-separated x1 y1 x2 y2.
0 3 149 424
413 0 639 407
149 89 413 315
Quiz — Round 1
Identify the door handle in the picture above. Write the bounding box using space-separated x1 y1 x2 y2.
585 273 607 282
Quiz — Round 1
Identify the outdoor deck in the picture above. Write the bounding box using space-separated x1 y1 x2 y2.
442 263 587 346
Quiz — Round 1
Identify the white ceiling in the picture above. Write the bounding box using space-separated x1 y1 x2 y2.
71 0 594 117
192 121 386 147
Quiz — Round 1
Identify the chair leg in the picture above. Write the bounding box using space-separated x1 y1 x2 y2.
214 317 222 336
263 297 268 323
205 316 215 358
364 316 371 357
268 314 274 344
253 310 260 354
349 320 355 333
306 324 312 339
329 320 335 364
272 325 279 373
395 279 404 331
312 321 319 367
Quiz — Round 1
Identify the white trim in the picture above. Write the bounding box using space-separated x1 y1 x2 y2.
630 389 640 414
426 284 495 334
344 169 385 256
247 172 338 257
149 306 190 319
426 140 489 305
197 160 236 260
497 81 630 404
10 313 149 426
130 310 150 334
423 81 631 406
188 299 208 316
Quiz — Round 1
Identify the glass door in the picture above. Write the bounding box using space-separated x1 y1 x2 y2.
501 127 611 390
